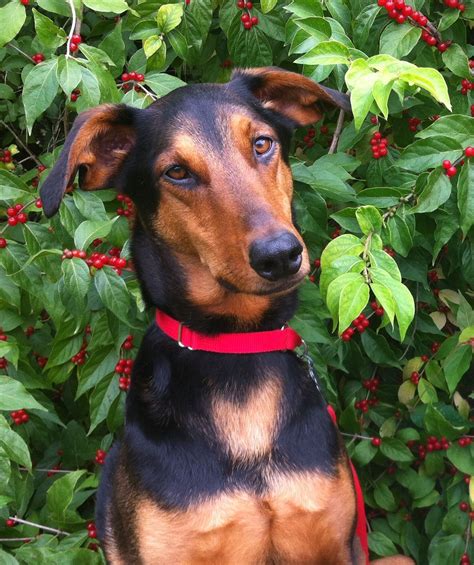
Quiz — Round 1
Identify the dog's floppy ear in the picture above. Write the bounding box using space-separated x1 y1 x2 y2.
40 104 136 217
230 67 351 127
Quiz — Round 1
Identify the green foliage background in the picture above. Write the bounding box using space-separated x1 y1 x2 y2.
0 0 473 562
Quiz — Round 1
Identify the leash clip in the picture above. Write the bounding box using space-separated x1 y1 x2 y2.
177 322 193 350
296 339 321 394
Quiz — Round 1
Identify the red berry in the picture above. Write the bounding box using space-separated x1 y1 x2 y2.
245 0 253 7
371 438 382 447
437 43 448 53
71 34 82 44
402 5 412 15
465 147 474 158
0 238 7 248
396 14 406 23
6 519 16 527
427 36 437 46
7 216 18 226
20 0 29 4
17 213 27 223
442 160 452 169
251 16 258 25
446 166 457 177
418 15 428 26
421 354 429 362
459 502 469 512
375 307 384 316
241 13 250 22
237 0 245 7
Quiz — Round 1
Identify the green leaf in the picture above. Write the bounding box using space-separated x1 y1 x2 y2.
0 376 47 412
23 58 59 134
294 40 350 65
415 115 474 145
338 275 369 333
442 43 469 78
379 22 421 59
398 67 451 110
370 282 395 324
352 439 377 465
387 215 413 257
99 21 126 72
0 170 30 200
369 249 401 281
82 0 128 13
345 59 376 129
326 272 364 328
157 3 184 34
360 329 401 367
446 444 474 475
457 159 474 237
261 0 278 13
442 345 472 394
0 422 32 470
47 470 86 525
89 373 120 432
428 534 465 565
0 1 26 47
424 405 466 440
418 378 439 404
61 258 91 300
411 168 452 214
33 8 67 49
144 72 186 97
379 437 414 462
94 267 130 323
74 219 116 250
143 35 163 59
57 56 82 97
356 205 382 235
368 531 398 557
397 137 463 172
374 482 397 511
320 234 364 270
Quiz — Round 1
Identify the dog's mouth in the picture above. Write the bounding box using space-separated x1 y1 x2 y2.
217 269 308 296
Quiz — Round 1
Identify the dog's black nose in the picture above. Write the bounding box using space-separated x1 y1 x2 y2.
249 232 303 281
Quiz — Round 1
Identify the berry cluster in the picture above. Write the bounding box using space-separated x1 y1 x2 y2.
303 127 316 149
0 239 6 249
370 132 388 159
237 1 258 30
341 314 370 341
115 358 134 391
420 30 450 52
31 164 47 188
95 449 107 465
32 52 45 64
6 203 27 226
377 0 422 24
370 301 385 317
47 462 62 477
410 371 420 384
122 334 134 350
442 0 465 10
458 437 472 447
431 341 440 353
62 248 128 275
117 194 134 217
70 88 81 102
71 340 88 365
460 79 474 95
355 398 380 412
69 34 83 53
87 522 97 538
408 117 421 132
330 225 341 239
426 435 450 452
121 71 145 92
0 148 12 163
34 353 48 368
10 409 29 425
362 376 380 393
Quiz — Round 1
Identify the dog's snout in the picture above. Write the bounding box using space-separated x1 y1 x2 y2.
249 232 303 281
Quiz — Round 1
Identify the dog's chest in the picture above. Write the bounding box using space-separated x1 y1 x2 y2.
133 464 355 565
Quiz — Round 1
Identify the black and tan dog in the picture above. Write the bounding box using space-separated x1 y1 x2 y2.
41 68 413 565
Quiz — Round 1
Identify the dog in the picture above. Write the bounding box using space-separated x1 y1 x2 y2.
41 67 414 564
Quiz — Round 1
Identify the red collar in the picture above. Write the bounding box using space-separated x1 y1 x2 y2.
155 309 302 354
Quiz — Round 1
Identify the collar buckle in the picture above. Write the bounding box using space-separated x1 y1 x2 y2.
177 322 193 350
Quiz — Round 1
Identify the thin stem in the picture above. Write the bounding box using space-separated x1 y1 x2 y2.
0 537 34 542
362 232 373 284
134 82 157 101
341 432 373 440
66 0 77 58
0 121 42 166
7 43 34 63
8 517 70 536
328 109 345 154
19 466 77 473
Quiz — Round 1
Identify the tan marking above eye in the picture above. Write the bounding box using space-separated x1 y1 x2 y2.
254 136 273 155
165 165 190 180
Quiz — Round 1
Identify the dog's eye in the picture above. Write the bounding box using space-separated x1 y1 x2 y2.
165 165 190 181
254 136 273 156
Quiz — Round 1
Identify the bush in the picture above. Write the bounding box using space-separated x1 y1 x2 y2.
0 0 473 562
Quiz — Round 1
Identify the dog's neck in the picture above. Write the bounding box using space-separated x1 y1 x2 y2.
131 221 299 334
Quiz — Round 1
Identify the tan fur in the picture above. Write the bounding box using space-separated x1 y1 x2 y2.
211 374 282 462
134 465 356 564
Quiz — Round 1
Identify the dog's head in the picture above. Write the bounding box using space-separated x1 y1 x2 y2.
41 68 349 305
